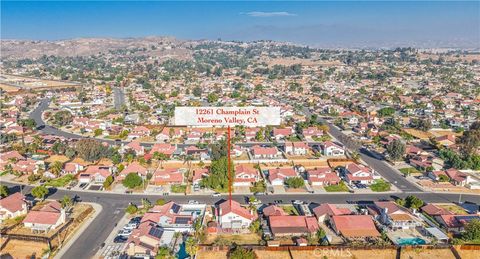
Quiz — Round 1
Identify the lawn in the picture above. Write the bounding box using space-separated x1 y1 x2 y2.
281 205 299 215
399 167 421 176
324 181 349 192
370 179 391 192
170 184 187 193
45 174 75 187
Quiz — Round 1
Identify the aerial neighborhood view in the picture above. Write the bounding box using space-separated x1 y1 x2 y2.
0 1 479 259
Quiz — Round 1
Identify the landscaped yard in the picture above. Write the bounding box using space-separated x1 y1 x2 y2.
280 205 299 215
170 184 187 193
370 179 391 192
324 181 349 192
45 174 75 187
399 167 421 176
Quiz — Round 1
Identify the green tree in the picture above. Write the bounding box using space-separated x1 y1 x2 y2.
94 128 103 137
192 86 202 97
126 204 138 214
155 198 166 205
153 152 169 169
75 139 110 162
285 177 305 188
19 118 37 130
155 246 173 259
0 185 9 198
207 93 219 103
60 195 73 209
185 237 198 257
377 107 395 117
32 185 49 200
201 156 230 192
228 246 255 259
386 139 406 161
405 195 424 209
103 175 114 189
49 161 64 177
462 219 480 241
53 110 73 126
122 173 143 189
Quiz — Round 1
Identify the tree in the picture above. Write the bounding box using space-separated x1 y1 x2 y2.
185 237 198 257
155 246 173 259
153 152 169 169
49 161 64 176
386 139 406 161
395 198 406 206
201 156 230 192
103 175 114 189
207 93 219 103
458 121 480 156
60 195 73 209
53 110 73 126
410 118 432 131
0 185 9 198
75 139 110 162
122 173 143 189
94 128 103 137
155 198 166 205
19 118 37 130
285 177 305 188
249 219 261 234
126 204 138 214
192 86 202 97
377 107 395 117
405 195 424 209
228 246 255 259
462 219 480 241
32 185 49 200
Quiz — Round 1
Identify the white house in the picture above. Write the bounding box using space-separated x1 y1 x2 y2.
217 200 257 230
0 192 28 223
322 141 345 156
23 201 66 233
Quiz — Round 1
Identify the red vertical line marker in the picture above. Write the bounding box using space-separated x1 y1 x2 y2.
227 125 232 207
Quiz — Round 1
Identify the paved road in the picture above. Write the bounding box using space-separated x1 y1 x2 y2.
302 107 422 192
5 182 480 259
113 87 125 110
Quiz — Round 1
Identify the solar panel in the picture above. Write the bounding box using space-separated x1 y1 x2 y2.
148 226 164 238
174 217 190 224
171 203 181 213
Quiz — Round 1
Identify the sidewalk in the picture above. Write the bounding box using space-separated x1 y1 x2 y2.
54 202 103 259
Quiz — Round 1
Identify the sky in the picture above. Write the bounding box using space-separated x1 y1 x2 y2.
1 1 479 48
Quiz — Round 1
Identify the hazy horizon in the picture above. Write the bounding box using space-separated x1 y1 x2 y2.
2 1 479 48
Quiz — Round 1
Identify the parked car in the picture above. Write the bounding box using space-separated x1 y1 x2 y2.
188 200 199 204
118 229 132 237
212 192 221 197
292 200 304 205
113 235 128 243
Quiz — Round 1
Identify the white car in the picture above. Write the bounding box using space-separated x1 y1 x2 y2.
118 229 132 237
293 200 304 205
188 200 199 204
212 193 221 197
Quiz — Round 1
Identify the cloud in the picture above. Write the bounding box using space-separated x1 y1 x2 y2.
242 11 297 17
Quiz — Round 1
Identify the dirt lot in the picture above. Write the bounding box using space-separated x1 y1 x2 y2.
196 250 227 259
255 250 291 259
204 233 261 245
1 239 49 258
400 248 456 259
403 128 432 140
0 83 20 92
291 249 397 259
455 248 480 259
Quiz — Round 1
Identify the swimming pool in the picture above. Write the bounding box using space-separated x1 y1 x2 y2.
397 237 427 246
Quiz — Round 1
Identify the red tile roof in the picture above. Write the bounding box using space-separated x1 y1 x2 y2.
331 215 380 238
0 192 25 213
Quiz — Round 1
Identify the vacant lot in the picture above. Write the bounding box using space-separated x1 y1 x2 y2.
255 250 291 259
1 239 48 258
204 233 261 245
400 248 455 259
196 250 227 259
403 128 432 140
291 248 397 259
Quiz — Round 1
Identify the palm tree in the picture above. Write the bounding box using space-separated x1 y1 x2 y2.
153 152 168 169
182 154 194 180
50 161 63 177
